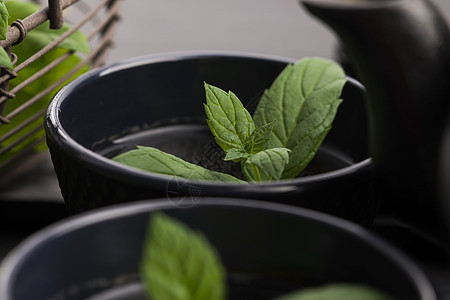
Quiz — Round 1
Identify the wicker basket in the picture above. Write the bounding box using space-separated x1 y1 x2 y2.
0 0 121 186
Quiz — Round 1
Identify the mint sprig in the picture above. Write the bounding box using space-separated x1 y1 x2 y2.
113 57 347 183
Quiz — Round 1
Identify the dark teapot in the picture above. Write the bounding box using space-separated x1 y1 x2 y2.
301 0 450 246
440 110 450 243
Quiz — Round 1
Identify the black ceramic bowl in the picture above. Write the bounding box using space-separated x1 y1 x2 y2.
45 51 373 223
0 198 436 300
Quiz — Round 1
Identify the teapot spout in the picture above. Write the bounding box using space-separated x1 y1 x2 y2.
302 0 450 242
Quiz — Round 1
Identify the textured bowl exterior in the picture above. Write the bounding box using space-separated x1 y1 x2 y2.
45 52 375 223
48 137 375 222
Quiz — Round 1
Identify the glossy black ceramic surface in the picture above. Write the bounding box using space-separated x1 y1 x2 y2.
0 199 437 300
302 0 450 243
45 52 373 223
440 110 450 243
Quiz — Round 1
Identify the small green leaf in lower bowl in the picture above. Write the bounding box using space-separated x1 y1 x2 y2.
141 213 227 300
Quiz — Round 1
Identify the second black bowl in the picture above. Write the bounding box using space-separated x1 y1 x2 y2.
0 198 436 300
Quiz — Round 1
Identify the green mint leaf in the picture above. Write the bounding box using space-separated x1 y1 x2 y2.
141 213 226 300
253 57 346 179
272 284 395 300
204 82 255 152
243 147 290 182
253 63 303 147
6 0 90 53
0 46 13 69
113 146 244 183
223 147 250 162
0 0 9 40
244 120 275 154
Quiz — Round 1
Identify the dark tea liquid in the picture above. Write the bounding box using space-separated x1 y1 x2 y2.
95 123 354 178
85 275 306 300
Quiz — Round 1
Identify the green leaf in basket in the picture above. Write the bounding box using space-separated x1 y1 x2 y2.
6 0 90 53
112 145 244 183
272 283 396 300
0 0 12 69
0 47 13 69
140 213 227 300
253 57 347 179
0 0 90 167
0 0 8 40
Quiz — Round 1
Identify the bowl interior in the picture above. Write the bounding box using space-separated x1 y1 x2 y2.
1 199 434 300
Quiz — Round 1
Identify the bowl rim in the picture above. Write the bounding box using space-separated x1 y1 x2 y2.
45 50 372 192
0 197 436 300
